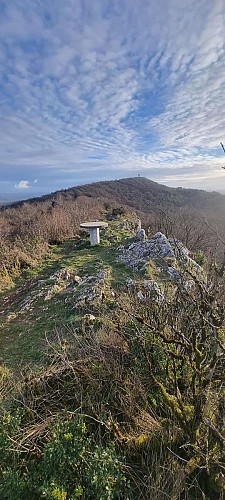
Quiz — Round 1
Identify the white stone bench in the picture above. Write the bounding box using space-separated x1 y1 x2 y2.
80 221 108 245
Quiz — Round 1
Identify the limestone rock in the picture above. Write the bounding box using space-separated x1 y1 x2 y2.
143 280 163 297
119 231 204 286
137 291 145 301
74 269 110 307
126 277 134 287
119 232 175 269
169 238 189 258
166 266 180 280
137 280 164 303
134 228 146 242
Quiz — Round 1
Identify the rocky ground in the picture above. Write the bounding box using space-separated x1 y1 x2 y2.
2 211 224 500
0 212 204 368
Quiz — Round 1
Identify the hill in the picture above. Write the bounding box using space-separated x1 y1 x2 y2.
75 176 225 211
7 176 225 218
1 177 224 289
0 212 225 498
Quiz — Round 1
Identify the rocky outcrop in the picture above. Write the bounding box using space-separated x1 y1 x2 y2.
119 231 203 283
3 222 204 326
119 232 175 268
74 270 110 307
14 267 113 318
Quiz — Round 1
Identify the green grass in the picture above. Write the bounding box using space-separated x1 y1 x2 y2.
1 214 219 499
0 216 139 368
0 214 176 369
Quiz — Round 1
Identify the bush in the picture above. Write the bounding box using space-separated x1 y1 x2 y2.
192 249 207 266
0 412 127 499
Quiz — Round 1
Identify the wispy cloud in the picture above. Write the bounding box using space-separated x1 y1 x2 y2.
0 0 225 194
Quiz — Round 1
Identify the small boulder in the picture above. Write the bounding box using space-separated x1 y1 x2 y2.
137 291 145 301
126 277 134 287
134 228 146 242
142 280 164 303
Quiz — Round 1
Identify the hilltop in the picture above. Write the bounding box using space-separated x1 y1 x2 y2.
6 176 225 217
1 177 225 290
0 211 202 368
0 213 138 367
0 211 225 498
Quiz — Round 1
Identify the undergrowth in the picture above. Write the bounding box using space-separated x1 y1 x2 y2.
0 411 127 500
1 213 225 499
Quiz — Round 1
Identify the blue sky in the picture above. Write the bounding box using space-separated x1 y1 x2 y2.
1 0 225 197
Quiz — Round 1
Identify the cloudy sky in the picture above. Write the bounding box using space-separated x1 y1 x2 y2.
1 0 225 197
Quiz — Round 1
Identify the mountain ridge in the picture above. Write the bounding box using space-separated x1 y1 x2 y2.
3 176 225 212
1 175 225 292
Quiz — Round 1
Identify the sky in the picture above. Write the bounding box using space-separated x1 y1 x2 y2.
1 0 225 198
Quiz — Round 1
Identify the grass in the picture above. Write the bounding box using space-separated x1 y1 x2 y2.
0 214 183 369
1 214 224 499
0 215 139 368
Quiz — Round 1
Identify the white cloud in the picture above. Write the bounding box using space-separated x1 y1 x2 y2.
147 0 225 151
15 180 30 189
0 0 225 193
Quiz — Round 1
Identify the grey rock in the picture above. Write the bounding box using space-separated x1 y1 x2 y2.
137 291 145 301
169 238 189 258
120 232 175 269
74 269 109 307
143 280 162 295
134 228 146 242
142 280 165 303
126 277 134 287
119 231 204 286
167 267 180 280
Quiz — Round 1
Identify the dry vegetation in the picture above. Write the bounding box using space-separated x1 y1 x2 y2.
0 194 103 288
1 178 225 498
1 177 225 289
1 261 225 498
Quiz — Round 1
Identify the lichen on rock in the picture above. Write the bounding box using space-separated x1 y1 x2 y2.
119 231 204 287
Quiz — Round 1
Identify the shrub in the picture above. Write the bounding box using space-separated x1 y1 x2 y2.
0 413 127 499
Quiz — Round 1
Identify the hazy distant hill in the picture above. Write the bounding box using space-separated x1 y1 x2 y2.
0 192 39 206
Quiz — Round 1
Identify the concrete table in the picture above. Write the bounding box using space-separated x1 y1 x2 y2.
80 221 108 245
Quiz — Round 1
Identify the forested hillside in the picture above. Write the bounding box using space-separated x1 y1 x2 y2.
1 177 225 289
0 179 225 498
